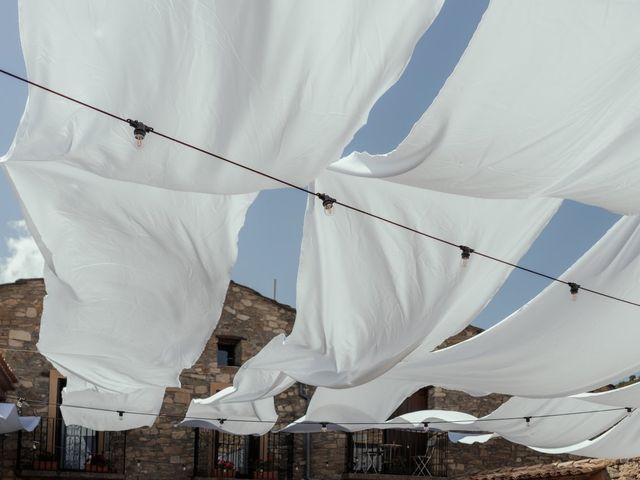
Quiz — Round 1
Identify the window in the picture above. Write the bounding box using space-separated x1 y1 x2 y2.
217 337 241 367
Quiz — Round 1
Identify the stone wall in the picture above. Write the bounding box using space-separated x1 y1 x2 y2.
0 278 610 479
0 278 306 479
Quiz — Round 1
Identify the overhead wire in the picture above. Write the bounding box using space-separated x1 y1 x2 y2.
3 395 635 431
0 68 638 307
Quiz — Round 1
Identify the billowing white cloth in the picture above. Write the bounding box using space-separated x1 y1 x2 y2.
8 0 445 429
304 215 640 426
331 0 640 214
16 0 444 194
186 171 560 433
61 379 165 430
533 410 640 459
390 398 626 450
0 403 40 433
3 161 255 430
449 432 496 445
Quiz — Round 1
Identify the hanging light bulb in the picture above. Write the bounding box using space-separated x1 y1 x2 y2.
218 418 226 426
118 410 124 421
568 282 580 301
320 423 328 433
127 119 153 148
182 464 187 472
626 407 633 417
325 461 329 468
525 416 531 428
459 245 474 268
422 422 429 432
316 193 336 216
136 459 141 469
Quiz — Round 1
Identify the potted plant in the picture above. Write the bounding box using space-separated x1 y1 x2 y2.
212 459 235 478
85 453 110 473
255 458 276 479
33 451 58 471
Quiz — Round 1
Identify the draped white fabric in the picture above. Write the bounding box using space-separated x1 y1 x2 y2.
7 0 445 429
0 403 40 434
3 161 255 430
330 0 640 214
15 0 444 194
387 397 626 450
185 171 560 433
302 215 640 429
533 410 640 459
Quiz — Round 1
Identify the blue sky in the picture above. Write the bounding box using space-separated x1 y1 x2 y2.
0 0 619 329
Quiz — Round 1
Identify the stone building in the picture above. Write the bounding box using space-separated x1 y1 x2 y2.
0 277 625 479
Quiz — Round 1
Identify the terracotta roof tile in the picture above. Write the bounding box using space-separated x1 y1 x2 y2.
465 459 612 480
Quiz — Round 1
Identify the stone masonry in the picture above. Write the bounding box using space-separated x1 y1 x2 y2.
0 277 618 479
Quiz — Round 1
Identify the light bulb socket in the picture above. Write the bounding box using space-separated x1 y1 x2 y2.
525 416 531 427
316 193 336 215
117 410 124 420
218 418 226 425
126 119 154 145
568 282 580 299
422 422 429 432
320 422 328 433
459 245 474 260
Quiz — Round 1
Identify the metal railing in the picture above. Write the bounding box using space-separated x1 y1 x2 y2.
345 430 448 477
194 429 293 479
16 416 126 474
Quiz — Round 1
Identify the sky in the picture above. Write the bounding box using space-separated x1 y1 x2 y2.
0 0 619 329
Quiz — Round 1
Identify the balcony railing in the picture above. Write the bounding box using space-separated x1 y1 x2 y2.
194 429 294 479
16 416 126 474
345 430 448 477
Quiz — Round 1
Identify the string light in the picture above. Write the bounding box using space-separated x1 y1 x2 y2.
524 416 531 428
218 418 226 425
0 68 639 309
626 407 633 417
126 119 153 148
117 410 124 421
316 193 336 216
422 422 429 432
459 245 474 268
568 282 580 301
320 422 328 433
3 395 633 432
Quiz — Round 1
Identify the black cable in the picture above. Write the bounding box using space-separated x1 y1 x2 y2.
1 67 639 309
6 395 633 429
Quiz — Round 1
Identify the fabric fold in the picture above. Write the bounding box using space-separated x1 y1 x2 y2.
186 171 560 433
331 0 640 214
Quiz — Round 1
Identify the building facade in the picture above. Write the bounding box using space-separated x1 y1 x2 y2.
0 278 606 479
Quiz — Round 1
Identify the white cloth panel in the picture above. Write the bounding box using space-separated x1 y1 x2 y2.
0 403 40 434
15 0 443 195
533 410 640 459
186 171 560 433
391 398 626 450
575 381 640 408
3 161 255 430
305 214 640 426
330 0 640 214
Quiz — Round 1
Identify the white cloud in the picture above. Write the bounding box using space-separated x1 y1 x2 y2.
0 220 44 284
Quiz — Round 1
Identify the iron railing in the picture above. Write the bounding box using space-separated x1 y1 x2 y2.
194 429 293 479
16 416 126 474
345 430 448 477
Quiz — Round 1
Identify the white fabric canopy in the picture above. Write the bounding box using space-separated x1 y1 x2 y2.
3 161 255 430
0 403 40 434
303 214 640 427
330 0 640 214
15 0 444 194
533 410 640 459
7 0 445 429
388 397 626 450
185 171 560 433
